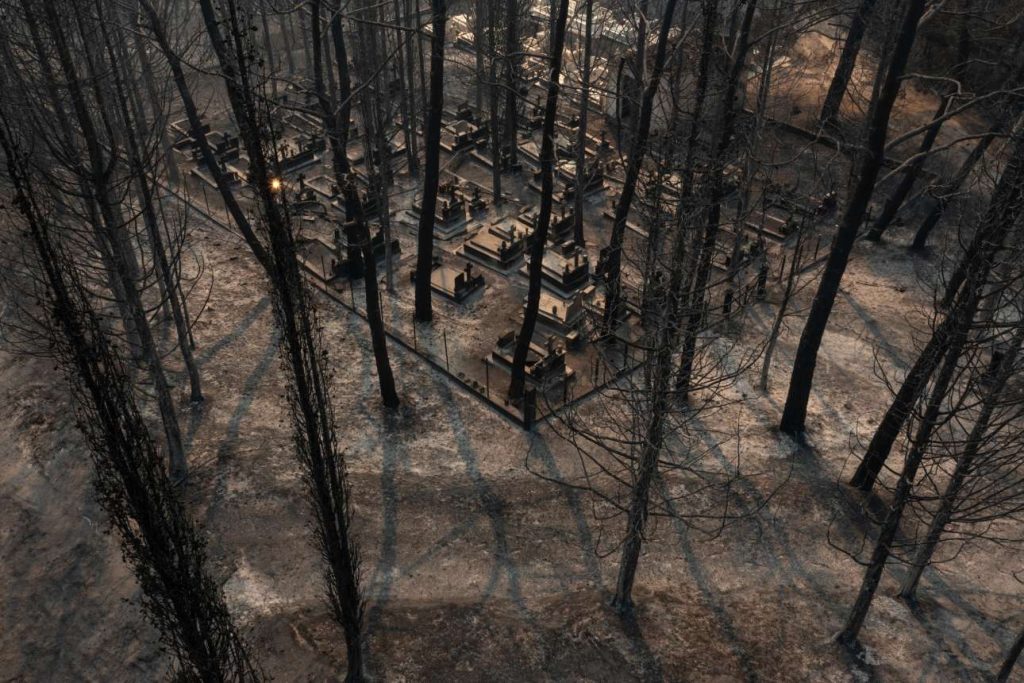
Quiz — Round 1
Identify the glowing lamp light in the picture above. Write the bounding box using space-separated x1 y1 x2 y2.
270 177 283 192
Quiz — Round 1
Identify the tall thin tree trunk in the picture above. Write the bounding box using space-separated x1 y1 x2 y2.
866 92 952 241
401 0 420 173
508 0 571 400
46 0 187 480
899 325 1024 600
911 131 996 250
261 6 279 99
573 0 593 246
837 303 972 646
503 0 519 166
281 9 297 75
819 0 878 128
779 0 929 438
414 0 445 323
393 0 417 174
108 30 203 403
139 0 271 270
601 0 680 333
329 2 353 175
675 0 757 399
196 1 366 675
760 234 803 390
0 111 260 680
130 21 179 183
487 0 502 202
313 0 400 406
852 129 1024 489
344 183 401 408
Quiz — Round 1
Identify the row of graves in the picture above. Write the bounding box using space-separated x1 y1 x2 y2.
288 175 401 281
455 200 597 393
171 111 327 192
397 98 603 400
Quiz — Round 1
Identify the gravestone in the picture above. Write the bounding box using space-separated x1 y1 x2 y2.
461 220 528 270
529 290 587 346
519 242 590 297
428 262 486 302
487 330 575 386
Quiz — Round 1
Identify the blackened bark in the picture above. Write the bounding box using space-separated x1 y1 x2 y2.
838 302 971 646
998 624 1024 682
503 0 519 165
910 131 997 251
508 0 571 400
866 93 952 241
819 0 878 128
138 0 271 271
414 0 446 323
45 0 187 480
196 1 366 676
1 110 260 683
899 325 1023 599
314 0 399 406
851 129 1024 489
344 183 400 408
260 6 278 98
601 0 680 332
573 0 593 246
487 0 503 201
779 0 929 438
675 0 756 399
329 3 353 174
102 13 203 403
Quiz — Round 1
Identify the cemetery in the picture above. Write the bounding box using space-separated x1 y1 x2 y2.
159 36 859 429
9 1 1024 679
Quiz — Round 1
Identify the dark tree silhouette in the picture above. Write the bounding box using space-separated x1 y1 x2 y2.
508 0 571 401
414 0 446 323
0 109 261 682
194 1 367 676
779 0 930 438
819 0 878 128
601 0 680 333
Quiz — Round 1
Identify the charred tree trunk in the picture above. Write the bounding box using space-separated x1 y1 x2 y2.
313 0 399 406
196 1 366 676
487 0 503 202
0 112 261 682
393 0 417 174
138 0 271 270
819 0 878 128
260 6 278 98
675 0 757 400
503 0 520 166
103 15 203 404
601 0 680 333
898 326 1023 600
329 2 353 175
837 298 972 647
778 0 929 438
909 138 993 251
344 183 401 408
573 0 593 246
508 0 571 401
414 0 446 323
851 129 1024 490
46 0 187 480
866 92 953 241
760 233 804 390
130 20 179 184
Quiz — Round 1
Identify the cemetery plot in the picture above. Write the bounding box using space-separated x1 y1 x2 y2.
163 66 869 429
